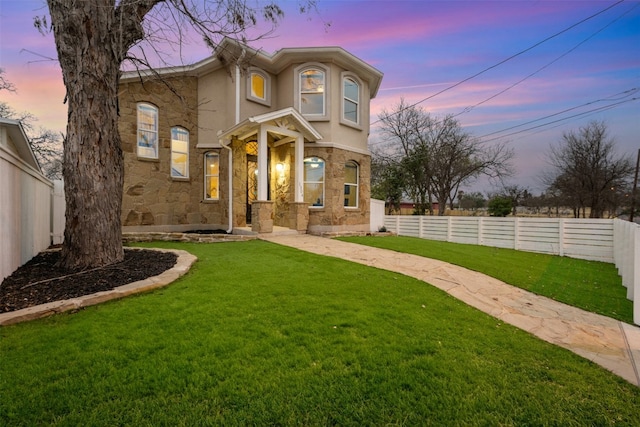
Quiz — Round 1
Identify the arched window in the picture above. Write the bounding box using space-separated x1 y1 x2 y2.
137 103 158 159
343 77 360 124
303 157 325 207
171 127 189 178
247 69 270 105
299 68 325 115
344 161 359 208
204 152 220 200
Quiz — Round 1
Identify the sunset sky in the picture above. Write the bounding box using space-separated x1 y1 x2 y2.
1 0 638 193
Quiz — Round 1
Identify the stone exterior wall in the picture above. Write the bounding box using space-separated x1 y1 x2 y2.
304 146 371 233
230 139 248 227
119 77 229 232
271 143 294 228
118 43 379 235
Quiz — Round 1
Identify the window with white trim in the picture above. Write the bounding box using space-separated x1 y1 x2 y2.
300 68 325 115
303 157 325 207
247 69 270 105
171 127 189 178
204 152 219 200
344 161 359 207
343 77 360 124
137 103 158 159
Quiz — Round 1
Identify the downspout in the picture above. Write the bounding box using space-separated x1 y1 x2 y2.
224 48 246 233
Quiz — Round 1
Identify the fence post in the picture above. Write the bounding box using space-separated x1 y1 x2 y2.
633 224 639 326
478 217 483 245
52 180 65 245
558 218 565 257
514 218 519 250
447 216 452 242
419 215 424 238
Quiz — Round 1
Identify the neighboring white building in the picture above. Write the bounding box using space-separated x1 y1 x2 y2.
0 118 53 282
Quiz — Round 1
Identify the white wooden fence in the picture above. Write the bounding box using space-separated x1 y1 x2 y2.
384 215 640 325
52 180 65 245
1 143 53 282
370 199 386 232
613 219 640 324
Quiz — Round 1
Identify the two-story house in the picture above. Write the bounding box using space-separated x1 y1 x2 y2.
118 38 383 234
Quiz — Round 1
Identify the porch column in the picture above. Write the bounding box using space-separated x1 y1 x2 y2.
295 135 304 202
257 125 268 201
251 201 274 233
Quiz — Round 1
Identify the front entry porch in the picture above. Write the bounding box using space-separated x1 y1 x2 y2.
218 108 322 234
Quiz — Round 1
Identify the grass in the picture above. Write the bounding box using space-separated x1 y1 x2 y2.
1 240 638 426
339 235 634 324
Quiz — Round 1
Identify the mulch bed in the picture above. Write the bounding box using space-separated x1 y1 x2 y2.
0 249 177 313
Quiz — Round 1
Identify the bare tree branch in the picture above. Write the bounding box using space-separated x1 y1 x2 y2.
0 68 16 92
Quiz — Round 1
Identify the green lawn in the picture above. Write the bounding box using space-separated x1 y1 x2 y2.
1 240 639 426
340 235 634 324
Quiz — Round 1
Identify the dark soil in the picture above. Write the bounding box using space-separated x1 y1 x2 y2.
0 249 177 313
184 229 228 234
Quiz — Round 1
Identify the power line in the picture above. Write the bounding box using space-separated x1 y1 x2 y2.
370 0 626 126
449 2 639 120
478 97 639 143
476 88 639 140
369 89 638 148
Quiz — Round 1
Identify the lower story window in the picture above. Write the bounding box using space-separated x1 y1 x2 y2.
171 127 189 178
344 161 359 207
304 157 325 207
204 152 219 200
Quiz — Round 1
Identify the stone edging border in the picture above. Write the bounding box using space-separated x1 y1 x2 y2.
0 248 197 326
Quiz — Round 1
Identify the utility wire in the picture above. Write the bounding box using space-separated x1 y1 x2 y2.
478 97 639 143
449 2 638 120
369 88 639 148
370 0 626 126
477 88 639 139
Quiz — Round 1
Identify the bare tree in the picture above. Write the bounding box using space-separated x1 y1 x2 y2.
459 191 486 212
545 121 633 218
378 100 513 216
0 101 64 180
498 185 530 216
34 0 315 270
428 116 513 216
377 99 434 215
0 68 16 92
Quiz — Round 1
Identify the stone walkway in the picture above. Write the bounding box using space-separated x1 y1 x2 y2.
261 234 640 387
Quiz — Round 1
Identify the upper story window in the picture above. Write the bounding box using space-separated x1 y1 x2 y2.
303 157 325 207
171 127 189 179
343 77 360 124
204 152 219 200
344 161 359 208
137 103 158 159
247 69 271 106
299 68 326 116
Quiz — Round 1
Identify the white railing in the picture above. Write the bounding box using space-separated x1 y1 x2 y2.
384 215 639 325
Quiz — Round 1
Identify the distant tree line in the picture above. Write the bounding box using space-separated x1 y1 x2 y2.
373 109 637 219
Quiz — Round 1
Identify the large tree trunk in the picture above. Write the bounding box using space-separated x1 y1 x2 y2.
49 1 125 269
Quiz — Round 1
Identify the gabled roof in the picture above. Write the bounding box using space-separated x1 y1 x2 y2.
217 107 322 145
120 38 384 98
0 118 40 171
